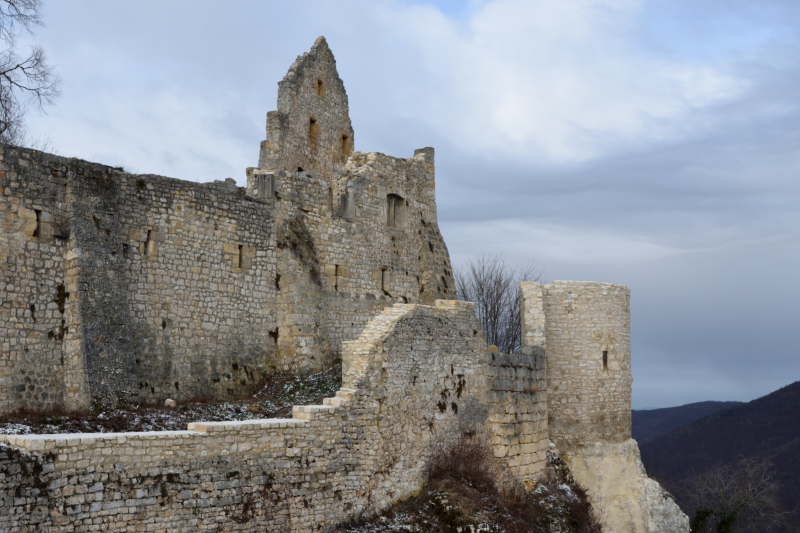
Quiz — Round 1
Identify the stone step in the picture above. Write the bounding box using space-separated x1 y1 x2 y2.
292 404 337 420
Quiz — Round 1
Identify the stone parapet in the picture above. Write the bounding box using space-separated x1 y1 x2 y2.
0 300 547 531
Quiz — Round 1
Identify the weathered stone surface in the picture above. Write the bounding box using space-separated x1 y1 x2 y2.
561 440 688 533
0 36 686 532
0 300 547 532
542 280 632 449
0 37 454 413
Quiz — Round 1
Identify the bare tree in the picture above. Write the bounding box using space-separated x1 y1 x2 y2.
454 254 543 354
687 457 788 533
0 0 59 145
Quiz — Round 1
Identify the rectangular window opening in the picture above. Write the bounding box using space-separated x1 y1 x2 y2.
334 264 340 292
238 245 244 269
603 350 608 370
316 78 325 97
308 117 318 148
341 134 350 160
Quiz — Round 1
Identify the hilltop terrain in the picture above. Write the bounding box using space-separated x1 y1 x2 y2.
640 380 800 528
632 401 742 443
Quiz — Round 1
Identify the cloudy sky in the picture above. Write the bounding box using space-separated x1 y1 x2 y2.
21 0 800 408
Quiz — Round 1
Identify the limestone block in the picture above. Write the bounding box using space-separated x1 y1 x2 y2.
19 207 37 237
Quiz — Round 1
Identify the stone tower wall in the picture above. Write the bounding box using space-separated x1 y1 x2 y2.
542 281 632 450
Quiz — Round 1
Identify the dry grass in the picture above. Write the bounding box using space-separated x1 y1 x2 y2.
336 434 603 532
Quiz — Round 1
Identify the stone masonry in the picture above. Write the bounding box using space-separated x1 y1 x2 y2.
0 37 688 532
0 301 548 532
521 281 688 532
0 36 454 413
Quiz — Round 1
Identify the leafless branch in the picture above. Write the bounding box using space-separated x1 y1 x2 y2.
0 0 42 45
0 0 59 145
686 457 789 533
454 254 544 354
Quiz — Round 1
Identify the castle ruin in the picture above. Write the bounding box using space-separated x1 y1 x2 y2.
0 37 687 532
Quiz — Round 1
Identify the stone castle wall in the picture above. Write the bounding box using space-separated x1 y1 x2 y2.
542 281 632 450
0 151 71 413
0 140 454 412
520 281 687 533
0 35 687 531
0 300 548 532
0 38 455 412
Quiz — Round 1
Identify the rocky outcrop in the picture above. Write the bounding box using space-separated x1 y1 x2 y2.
560 439 688 533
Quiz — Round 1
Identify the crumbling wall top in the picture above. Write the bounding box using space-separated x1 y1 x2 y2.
258 36 355 178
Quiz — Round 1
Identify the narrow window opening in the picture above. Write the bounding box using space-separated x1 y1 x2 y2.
341 134 350 160
341 183 356 221
32 209 42 237
238 245 244 269
386 194 406 228
334 264 340 292
381 268 387 292
603 350 608 370
308 117 318 148
316 78 325 97
568 292 572 301
328 187 333 214
275 273 281 290
144 230 154 256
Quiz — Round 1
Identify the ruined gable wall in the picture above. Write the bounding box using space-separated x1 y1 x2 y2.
542 281 632 450
259 36 354 177
0 37 455 412
0 300 546 532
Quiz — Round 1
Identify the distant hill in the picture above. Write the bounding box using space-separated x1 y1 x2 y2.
632 401 742 443
640 380 800 528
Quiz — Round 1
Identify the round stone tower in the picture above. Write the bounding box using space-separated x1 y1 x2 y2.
542 281 632 451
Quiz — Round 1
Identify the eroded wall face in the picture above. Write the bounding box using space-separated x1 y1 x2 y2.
117 176 281 401
543 281 632 449
0 149 71 413
0 141 455 411
0 301 547 532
